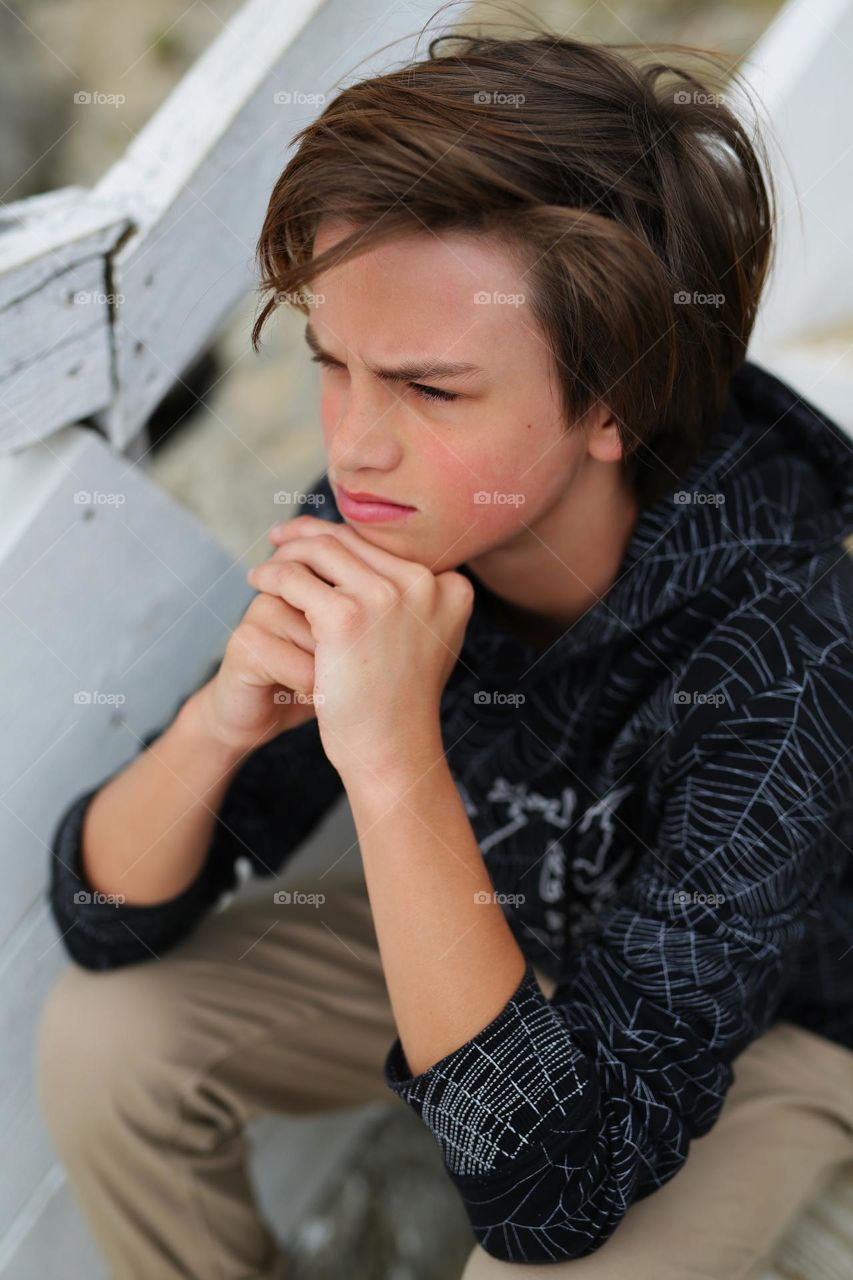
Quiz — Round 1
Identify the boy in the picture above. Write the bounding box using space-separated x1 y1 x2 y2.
38 29 853 1280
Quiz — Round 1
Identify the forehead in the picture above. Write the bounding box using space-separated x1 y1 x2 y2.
311 220 534 359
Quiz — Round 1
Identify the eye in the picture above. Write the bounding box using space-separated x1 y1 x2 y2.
410 383 459 404
309 353 458 404
310 353 346 373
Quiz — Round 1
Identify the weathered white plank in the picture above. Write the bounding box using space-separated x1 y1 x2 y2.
0 193 129 452
93 0 449 448
0 425 253 950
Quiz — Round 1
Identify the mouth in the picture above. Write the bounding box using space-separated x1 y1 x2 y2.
336 483 416 509
334 482 418 524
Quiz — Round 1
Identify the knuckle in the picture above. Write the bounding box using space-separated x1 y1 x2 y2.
371 575 399 607
250 592 281 623
333 595 362 628
406 564 435 602
232 621 263 653
277 560 303 582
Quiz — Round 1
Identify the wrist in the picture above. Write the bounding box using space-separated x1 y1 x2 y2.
337 720 447 795
176 681 250 771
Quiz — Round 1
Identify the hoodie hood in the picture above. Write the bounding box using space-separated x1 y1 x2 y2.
459 359 853 671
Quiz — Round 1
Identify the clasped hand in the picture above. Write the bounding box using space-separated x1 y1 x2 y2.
247 515 475 777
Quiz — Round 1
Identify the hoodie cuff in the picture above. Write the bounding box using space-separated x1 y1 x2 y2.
48 785 238 970
382 961 592 1179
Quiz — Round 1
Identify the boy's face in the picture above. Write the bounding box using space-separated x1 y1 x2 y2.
307 217 601 573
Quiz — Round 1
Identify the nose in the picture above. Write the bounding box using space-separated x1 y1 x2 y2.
324 382 403 474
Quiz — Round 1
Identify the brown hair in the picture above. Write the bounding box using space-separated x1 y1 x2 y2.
251 22 775 507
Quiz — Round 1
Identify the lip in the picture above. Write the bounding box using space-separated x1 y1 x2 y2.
335 483 417 524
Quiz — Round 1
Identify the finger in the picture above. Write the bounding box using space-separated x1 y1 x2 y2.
268 515 327 543
268 516 428 591
246 590 316 653
230 623 316 696
246 558 339 620
255 535 394 602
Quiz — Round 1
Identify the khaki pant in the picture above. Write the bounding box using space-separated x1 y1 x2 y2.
36 877 853 1280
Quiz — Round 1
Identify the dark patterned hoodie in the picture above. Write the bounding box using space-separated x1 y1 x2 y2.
47 360 853 1264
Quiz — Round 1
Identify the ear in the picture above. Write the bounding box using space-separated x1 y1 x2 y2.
586 408 625 464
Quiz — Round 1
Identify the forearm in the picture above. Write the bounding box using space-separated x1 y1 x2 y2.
342 735 527 1078
80 683 247 905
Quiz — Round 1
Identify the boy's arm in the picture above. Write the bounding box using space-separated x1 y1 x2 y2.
376 659 852 1264
77 684 250 906
48 684 345 972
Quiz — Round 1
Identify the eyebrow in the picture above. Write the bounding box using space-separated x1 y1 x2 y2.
304 322 482 384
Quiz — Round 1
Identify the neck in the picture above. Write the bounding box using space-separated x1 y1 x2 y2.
465 461 639 643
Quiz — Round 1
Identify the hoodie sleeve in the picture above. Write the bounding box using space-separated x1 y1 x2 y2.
382 660 852 1263
47 704 344 972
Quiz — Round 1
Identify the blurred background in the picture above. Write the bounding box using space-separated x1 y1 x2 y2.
2 2 851 1278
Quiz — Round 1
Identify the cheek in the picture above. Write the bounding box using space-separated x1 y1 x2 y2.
452 429 557 529
319 387 341 446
